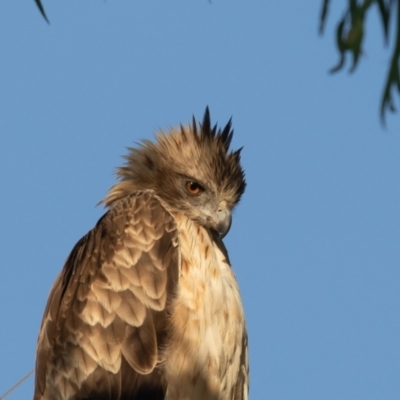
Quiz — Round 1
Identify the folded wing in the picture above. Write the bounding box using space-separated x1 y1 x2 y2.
34 191 179 400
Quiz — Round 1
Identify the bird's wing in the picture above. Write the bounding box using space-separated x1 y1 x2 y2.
34 191 179 400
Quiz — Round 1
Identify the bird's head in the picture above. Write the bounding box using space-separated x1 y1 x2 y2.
102 107 246 238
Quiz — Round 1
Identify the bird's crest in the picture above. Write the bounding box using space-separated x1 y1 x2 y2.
102 108 246 208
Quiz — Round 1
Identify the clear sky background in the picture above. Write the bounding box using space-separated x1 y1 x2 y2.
1 1 399 399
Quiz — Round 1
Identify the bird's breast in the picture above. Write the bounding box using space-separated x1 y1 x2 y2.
163 214 246 400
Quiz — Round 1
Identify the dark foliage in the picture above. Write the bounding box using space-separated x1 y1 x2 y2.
32 0 400 122
34 0 49 23
320 0 400 122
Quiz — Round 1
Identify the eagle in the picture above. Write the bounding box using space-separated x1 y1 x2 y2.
33 108 249 400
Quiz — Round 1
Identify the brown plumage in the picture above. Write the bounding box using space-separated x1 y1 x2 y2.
33 107 248 400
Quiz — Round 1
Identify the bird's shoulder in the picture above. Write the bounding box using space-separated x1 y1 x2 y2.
62 190 179 305
34 191 181 399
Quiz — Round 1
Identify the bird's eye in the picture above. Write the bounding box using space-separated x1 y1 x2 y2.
185 181 204 196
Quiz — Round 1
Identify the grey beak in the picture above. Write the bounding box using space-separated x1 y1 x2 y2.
215 207 232 238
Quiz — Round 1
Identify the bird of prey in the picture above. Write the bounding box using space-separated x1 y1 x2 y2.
33 108 248 400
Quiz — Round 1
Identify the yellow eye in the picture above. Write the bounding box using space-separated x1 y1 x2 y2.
185 181 203 196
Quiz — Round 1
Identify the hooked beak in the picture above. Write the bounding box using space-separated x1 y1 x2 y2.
207 206 232 239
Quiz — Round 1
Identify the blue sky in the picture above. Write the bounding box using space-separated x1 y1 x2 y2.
1 1 399 399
